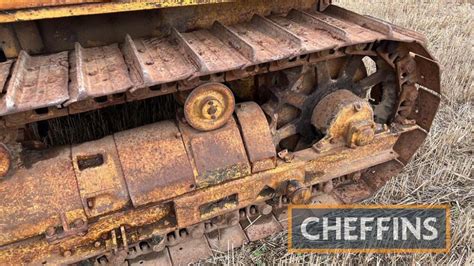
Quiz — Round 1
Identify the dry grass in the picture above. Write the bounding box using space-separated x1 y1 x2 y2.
206 0 473 265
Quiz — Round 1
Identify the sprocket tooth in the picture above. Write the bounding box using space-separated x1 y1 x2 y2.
241 214 283 242
206 224 249 253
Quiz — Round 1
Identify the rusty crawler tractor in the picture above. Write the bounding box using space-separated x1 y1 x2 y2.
0 0 440 264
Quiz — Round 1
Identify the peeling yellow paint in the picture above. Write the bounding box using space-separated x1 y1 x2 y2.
0 0 235 23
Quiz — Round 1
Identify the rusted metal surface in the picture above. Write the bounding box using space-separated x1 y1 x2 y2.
409 88 441 132
0 0 105 10
235 102 276 173
0 147 86 246
168 236 213 265
72 136 130 218
0 60 13 94
123 35 196 90
228 15 301 64
173 162 305 228
179 117 250 188
309 9 382 43
0 4 438 127
128 249 172 266
312 89 375 150
300 133 401 185
114 120 196 207
0 0 235 22
2 106 68 128
0 25 21 58
310 193 342 205
393 128 427 165
206 224 248 252
0 203 173 264
0 143 11 177
184 83 235 132
286 180 312 204
0 51 69 116
0 2 442 265
68 43 133 104
363 159 403 191
241 214 283 242
269 10 347 51
333 180 373 203
0 125 423 264
12 21 45 54
173 28 249 75
325 6 393 38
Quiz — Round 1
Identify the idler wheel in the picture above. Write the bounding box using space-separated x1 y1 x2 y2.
184 83 235 131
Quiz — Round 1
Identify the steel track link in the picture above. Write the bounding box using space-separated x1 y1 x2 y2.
0 4 442 266
0 5 434 128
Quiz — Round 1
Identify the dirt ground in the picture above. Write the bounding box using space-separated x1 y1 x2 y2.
206 0 473 264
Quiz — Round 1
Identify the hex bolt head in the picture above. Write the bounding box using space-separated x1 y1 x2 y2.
73 219 84 228
356 127 375 146
63 250 72 257
45 226 56 237
259 204 273 215
353 102 362 112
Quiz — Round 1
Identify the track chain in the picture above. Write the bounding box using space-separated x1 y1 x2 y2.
0 5 429 128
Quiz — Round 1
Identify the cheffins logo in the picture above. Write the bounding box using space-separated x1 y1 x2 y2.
288 205 450 253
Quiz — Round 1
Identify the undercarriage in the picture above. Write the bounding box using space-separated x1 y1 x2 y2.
0 1 441 264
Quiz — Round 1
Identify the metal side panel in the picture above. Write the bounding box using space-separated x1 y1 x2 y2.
67 43 133 104
0 0 104 10
122 35 196 89
72 136 130 218
0 0 235 23
178 117 251 188
0 147 86 246
0 50 69 116
235 102 276 173
114 120 196 207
